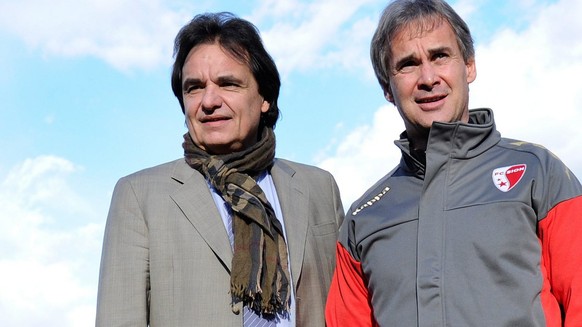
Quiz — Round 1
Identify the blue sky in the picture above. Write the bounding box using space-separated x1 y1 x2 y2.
1 0 581 325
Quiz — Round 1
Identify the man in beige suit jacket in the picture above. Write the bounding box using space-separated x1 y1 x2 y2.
96 12 344 327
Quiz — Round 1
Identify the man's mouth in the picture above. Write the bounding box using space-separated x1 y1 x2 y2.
416 95 446 104
201 116 229 123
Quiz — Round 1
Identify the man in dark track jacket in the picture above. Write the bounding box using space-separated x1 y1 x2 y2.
325 0 582 326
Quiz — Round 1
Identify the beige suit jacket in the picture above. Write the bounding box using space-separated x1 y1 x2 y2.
96 158 344 326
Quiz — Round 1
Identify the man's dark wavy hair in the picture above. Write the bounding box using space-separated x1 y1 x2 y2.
171 12 280 129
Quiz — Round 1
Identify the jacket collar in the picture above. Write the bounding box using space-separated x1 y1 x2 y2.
169 160 234 269
396 108 501 176
270 159 309 289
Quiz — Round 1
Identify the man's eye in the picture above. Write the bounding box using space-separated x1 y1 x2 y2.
401 60 415 68
221 82 240 88
434 53 448 60
397 60 417 73
185 85 202 93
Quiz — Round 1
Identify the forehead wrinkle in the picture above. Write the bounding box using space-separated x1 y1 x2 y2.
390 17 456 66
183 46 250 81
398 15 446 41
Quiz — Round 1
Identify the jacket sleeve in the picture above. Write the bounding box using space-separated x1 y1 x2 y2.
96 177 149 327
538 194 582 327
325 242 378 327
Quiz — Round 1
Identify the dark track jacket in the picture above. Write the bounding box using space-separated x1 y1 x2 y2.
326 108 582 326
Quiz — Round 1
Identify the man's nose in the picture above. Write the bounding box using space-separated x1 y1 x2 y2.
201 86 222 110
418 63 438 89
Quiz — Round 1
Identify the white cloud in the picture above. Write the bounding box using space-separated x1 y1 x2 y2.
317 105 403 208
0 0 191 71
0 156 103 327
0 0 382 76
452 0 483 19
251 0 380 77
469 0 582 175
318 0 582 207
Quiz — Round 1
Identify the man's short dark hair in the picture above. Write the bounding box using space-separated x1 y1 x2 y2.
171 12 280 129
370 0 475 96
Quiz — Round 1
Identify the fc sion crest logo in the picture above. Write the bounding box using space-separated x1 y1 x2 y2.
492 164 527 192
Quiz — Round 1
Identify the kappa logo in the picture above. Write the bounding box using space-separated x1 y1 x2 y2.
492 164 527 192
351 186 390 216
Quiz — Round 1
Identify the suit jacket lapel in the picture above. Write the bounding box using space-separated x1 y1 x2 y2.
169 160 233 270
271 160 309 289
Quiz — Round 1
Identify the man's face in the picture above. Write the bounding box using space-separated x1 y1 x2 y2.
387 19 476 139
181 43 269 155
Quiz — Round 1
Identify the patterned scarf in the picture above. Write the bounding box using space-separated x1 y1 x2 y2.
182 128 291 317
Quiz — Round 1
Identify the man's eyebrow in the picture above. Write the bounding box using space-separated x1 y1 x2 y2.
181 74 245 91
182 77 202 91
393 54 417 70
392 46 454 69
427 46 453 56
216 75 244 85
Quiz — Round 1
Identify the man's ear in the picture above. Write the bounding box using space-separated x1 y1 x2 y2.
261 100 270 113
466 57 477 84
384 87 394 104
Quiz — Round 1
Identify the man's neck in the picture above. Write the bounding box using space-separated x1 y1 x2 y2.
407 128 429 152
405 128 429 165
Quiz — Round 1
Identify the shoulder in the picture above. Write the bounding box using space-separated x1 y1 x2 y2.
114 158 197 192
495 138 575 175
273 158 335 179
496 137 582 207
271 158 342 201
120 158 187 181
497 138 555 157
348 165 399 215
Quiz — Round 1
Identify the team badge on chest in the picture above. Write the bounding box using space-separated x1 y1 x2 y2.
492 164 527 192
